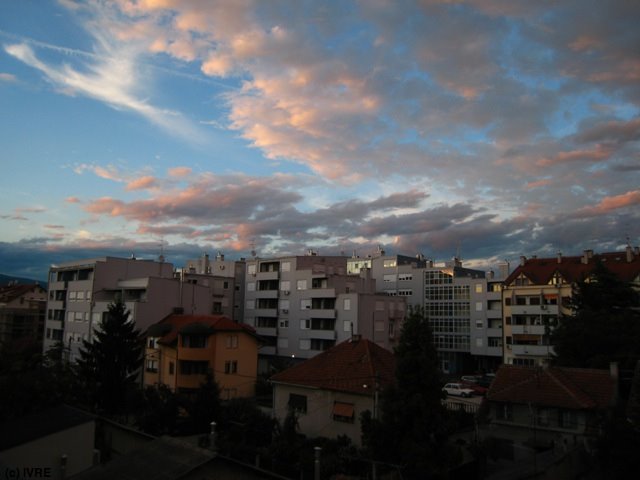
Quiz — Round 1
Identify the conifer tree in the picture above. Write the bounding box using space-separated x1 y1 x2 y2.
76 301 142 414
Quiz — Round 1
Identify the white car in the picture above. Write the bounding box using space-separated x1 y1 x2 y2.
442 382 475 398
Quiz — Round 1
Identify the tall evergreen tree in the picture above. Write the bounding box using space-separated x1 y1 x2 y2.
361 306 456 478
76 302 143 414
552 261 640 370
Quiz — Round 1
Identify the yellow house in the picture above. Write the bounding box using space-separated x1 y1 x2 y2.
143 314 259 399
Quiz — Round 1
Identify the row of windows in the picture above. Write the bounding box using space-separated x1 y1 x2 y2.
287 394 356 423
425 285 470 300
425 303 470 317
433 335 470 350
50 290 92 301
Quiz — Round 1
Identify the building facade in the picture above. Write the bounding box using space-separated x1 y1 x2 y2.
349 253 502 374
144 314 259 399
243 253 406 371
43 257 213 361
502 248 640 367
0 283 47 350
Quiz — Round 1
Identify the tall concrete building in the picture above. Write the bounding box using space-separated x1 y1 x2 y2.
349 251 504 374
502 247 640 367
0 283 47 350
43 256 212 361
243 253 406 371
181 252 246 322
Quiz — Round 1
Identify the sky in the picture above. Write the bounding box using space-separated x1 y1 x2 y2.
0 0 639 281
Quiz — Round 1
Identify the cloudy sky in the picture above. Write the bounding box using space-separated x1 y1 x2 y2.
1 0 639 280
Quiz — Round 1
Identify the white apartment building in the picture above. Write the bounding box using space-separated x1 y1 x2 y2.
243 253 406 371
349 252 505 374
180 252 246 322
44 256 212 361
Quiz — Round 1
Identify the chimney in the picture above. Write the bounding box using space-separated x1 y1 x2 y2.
488 270 495 280
350 334 362 343
557 251 562 264
627 245 634 263
582 250 593 264
519 255 527 266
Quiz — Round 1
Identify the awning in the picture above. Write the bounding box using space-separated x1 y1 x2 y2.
544 294 558 299
332 402 354 419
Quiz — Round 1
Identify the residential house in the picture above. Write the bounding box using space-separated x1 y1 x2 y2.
483 364 617 457
0 283 47 349
270 336 395 445
502 247 640 366
144 314 259 399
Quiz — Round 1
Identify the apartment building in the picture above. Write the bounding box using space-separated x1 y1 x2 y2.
349 253 497 374
144 313 258 399
181 252 246 322
243 253 406 371
43 256 213 361
502 247 640 367
0 283 47 349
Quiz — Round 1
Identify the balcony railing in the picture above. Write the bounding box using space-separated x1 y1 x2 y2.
511 344 555 356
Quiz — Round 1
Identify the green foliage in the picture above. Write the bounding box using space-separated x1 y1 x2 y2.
552 262 640 370
76 302 143 414
184 371 221 433
136 384 179 436
361 306 457 478
0 339 80 420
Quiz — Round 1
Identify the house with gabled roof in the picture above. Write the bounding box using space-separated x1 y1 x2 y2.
502 247 640 366
144 314 259 399
482 364 617 457
270 335 395 445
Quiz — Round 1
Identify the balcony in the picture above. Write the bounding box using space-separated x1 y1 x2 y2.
254 290 278 299
512 325 547 335
255 271 279 281
256 327 277 337
309 329 337 340
510 304 559 316
486 327 503 337
309 288 336 298
308 309 336 319
254 308 278 317
511 344 555 356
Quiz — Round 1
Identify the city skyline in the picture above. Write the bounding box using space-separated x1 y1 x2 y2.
1 0 639 280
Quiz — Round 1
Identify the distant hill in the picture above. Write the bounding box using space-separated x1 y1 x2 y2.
0 273 47 287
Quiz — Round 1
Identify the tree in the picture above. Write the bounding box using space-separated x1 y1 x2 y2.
552 261 640 371
361 306 457 478
76 302 143 414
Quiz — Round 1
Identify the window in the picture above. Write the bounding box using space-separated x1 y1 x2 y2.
223 281 229 289
398 273 412 281
288 393 307 413
559 410 577 429
281 261 291 272
148 337 157 349
343 298 351 310
299 339 310 350
248 264 256 275
311 338 335 350
182 334 207 348
476 320 483 328
179 360 208 375
226 335 238 348
69 291 77 301
297 279 307 290
398 289 412 296
224 360 238 374
279 319 289 328
86 290 92 301
383 274 396 282
475 301 483 311
300 299 311 310
476 338 483 347
280 280 291 291
496 403 513 421
475 283 483 293
247 282 255 291
77 291 85 301
146 359 158 372
277 337 289 349
383 259 397 268
332 402 355 423
300 319 310 329
75 312 83 321
343 321 352 332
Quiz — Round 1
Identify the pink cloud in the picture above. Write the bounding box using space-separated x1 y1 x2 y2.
65 196 82 203
126 175 159 191
536 145 613 167
579 190 640 216
168 166 192 177
524 178 553 190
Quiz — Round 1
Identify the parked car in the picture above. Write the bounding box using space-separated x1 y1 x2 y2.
442 382 475 398
459 380 488 396
460 375 480 383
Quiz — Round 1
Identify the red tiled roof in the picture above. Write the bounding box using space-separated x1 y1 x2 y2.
487 365 616 410
270 338 396 396
148 314 256 346
505 250 640 286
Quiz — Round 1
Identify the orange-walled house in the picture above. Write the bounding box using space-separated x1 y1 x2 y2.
143 314 259 399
